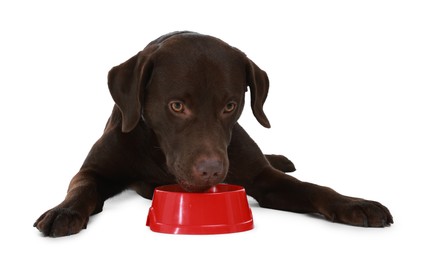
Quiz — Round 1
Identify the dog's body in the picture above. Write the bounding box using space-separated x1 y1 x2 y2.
34 32 393 237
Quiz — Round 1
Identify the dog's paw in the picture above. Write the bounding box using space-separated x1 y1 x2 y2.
34 207 89 237
324 198 393 227
265 154 296 172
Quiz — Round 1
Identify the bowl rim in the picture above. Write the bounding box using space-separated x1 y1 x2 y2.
154 183 245 195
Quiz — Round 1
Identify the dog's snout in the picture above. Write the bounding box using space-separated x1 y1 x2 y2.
194 158 225 183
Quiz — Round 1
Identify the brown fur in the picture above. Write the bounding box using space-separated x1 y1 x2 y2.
34 31 393 237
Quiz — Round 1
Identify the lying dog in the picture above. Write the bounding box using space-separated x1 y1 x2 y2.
34 31 393 237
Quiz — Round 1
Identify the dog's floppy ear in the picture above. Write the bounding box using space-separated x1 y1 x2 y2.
108 48 155 133
246 59 271 128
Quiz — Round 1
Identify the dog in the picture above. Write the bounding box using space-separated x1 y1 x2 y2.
34 31 393 237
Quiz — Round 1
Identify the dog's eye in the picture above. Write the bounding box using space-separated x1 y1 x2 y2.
169 101 185 113
224 102 237 113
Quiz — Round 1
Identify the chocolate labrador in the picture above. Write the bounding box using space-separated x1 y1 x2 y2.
34 31 393 237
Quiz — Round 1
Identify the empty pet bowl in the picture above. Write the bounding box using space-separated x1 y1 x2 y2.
146 184 254 234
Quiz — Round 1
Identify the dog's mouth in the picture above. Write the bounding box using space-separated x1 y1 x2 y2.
167 155 228 192
176 178 215 193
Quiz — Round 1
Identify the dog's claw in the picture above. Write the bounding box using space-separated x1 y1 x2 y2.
34 207 88 237
326 198 393 227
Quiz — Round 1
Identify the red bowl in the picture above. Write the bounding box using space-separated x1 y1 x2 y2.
146 184 254 234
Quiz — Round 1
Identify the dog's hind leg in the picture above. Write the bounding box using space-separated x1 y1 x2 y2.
265 154 296 172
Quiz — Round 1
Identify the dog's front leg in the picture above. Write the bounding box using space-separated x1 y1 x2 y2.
247 167 393 227
227 124 393 227
34 170 112 237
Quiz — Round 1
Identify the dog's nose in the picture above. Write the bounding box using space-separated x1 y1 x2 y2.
194 158 225 183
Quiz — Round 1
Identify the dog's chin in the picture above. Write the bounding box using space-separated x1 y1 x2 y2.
177 179 214 193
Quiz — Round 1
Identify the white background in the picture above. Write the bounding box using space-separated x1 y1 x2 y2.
1 0 428 259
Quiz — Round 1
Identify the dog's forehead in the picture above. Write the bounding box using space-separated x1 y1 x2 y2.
154 34 245 71
157 33 239 54
149 34 247 95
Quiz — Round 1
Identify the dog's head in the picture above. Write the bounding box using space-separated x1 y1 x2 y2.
108 31 270 191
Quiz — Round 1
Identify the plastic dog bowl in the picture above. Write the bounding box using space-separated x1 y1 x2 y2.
146 184 254 234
